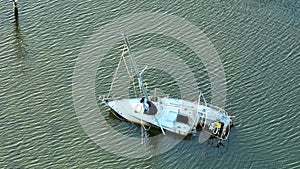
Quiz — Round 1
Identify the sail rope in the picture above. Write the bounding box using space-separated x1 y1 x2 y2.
141 122 151 131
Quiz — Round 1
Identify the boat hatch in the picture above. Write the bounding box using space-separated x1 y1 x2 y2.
176 114 189 124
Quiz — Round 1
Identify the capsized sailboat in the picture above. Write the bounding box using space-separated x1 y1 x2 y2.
100 35 233 142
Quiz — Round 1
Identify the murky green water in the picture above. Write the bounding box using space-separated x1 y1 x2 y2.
0 0 299 168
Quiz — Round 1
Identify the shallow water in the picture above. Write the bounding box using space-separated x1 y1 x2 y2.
0 0 299 168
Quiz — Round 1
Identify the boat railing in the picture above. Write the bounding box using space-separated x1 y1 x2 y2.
199 102 228 116
99 95 123 102
198 92 228 116
152 95 228 116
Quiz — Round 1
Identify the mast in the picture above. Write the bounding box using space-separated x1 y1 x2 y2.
123 35 150 101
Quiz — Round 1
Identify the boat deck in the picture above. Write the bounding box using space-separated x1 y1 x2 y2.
105 97 231 138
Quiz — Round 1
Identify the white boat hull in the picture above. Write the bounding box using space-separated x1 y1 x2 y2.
104 97 231 140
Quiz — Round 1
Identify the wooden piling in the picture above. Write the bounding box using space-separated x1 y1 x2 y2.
13 0 19 21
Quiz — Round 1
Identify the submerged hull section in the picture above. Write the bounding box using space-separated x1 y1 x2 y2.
104 97 231 140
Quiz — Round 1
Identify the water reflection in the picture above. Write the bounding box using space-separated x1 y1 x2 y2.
13 18 27 59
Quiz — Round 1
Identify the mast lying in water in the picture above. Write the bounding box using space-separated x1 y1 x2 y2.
123 35 166 135
123 34 150 102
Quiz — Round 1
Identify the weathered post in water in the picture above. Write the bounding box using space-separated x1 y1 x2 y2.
12 0 19 21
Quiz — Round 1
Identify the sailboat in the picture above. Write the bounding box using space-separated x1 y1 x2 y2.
100 35 233 143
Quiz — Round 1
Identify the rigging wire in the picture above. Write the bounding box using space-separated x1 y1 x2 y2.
108 45 139 98
122 46 138 98
108 50 124 98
